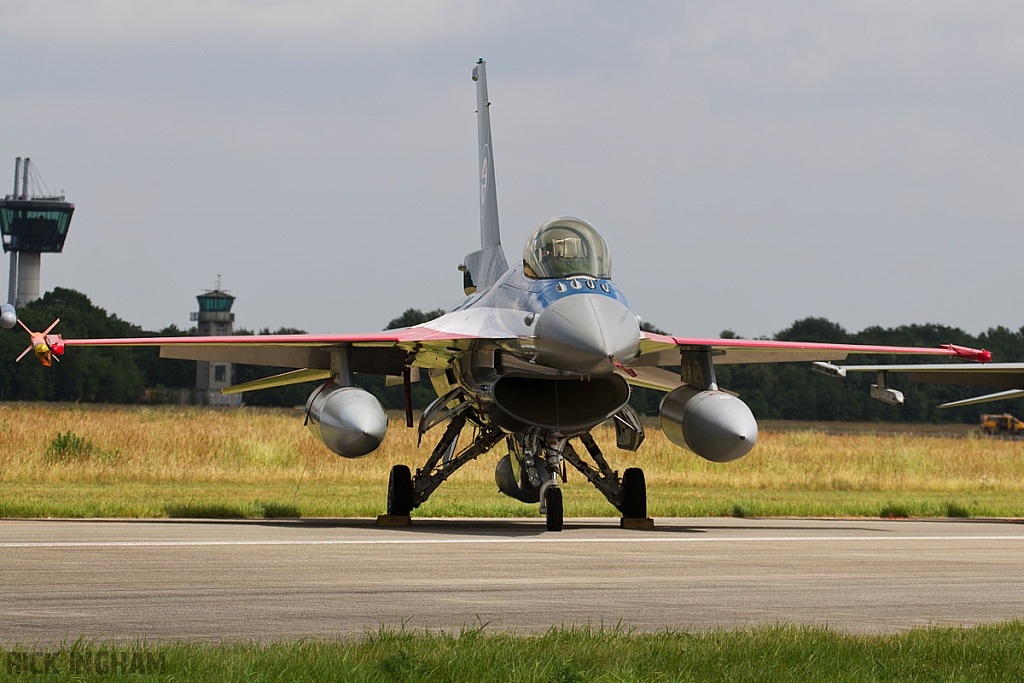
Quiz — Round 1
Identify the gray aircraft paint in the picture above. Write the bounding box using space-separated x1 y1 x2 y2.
474 59 500 251
464 60 509 291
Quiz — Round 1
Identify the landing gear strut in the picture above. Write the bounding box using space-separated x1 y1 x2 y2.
562 431 652 528
379 414 504 525
412 417 503 507
382 419 651 530
528 433 568 532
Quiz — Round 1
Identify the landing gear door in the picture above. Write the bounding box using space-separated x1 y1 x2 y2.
613 404 645 452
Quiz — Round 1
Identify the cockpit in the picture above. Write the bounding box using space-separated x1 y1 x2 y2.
522 217 612 279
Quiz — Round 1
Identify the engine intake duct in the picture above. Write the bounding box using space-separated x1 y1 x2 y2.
493 373 630 432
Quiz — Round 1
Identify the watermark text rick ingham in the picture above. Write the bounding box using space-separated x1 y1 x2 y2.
6 649 167 676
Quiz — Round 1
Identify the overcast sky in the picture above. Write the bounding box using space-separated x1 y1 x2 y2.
2 1 1022 338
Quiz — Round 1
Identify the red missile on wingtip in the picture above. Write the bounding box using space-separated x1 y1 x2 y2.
14 318 63 367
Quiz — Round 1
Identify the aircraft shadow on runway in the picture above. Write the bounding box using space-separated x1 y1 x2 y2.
11 516 1021 540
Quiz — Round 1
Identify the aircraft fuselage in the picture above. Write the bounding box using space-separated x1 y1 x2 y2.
423 262 641 435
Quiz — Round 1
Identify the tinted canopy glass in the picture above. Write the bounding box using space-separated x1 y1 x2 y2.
523 217 611 279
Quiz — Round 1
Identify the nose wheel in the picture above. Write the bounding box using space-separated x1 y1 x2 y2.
544 486 563 531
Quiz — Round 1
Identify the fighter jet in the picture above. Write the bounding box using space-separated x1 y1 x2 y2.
813 361 1024 409
3 60 992 530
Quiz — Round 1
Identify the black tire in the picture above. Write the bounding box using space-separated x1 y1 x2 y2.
387 465 413 517
621 467 647 519
545 486 563 532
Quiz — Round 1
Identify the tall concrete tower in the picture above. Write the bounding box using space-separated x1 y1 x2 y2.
1 158 75 307
191 281 241 406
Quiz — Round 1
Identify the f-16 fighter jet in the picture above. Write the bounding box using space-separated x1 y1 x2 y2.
3 61 991 530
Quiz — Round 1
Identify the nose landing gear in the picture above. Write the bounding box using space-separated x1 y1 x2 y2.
538 435 567 531
528 429 651 531
543 486 563 531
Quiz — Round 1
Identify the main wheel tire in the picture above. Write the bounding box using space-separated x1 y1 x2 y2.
545 486 564 532
387 464 413 517
621 467 647 519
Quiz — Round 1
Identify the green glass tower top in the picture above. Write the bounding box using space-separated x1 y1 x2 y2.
196 290 235 312
0 198 75 253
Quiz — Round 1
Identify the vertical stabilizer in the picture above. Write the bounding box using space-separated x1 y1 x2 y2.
473 60 500 249
463 60 508 294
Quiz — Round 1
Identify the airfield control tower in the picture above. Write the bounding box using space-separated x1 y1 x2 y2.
1 158 75 307
191 283 241 406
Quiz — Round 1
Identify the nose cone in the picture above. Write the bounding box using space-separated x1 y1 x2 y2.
534 293 640 374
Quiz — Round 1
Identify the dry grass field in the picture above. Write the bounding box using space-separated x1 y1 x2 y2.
2 402 1023 519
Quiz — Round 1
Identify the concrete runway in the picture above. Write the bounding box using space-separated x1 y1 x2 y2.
3 517 1024 644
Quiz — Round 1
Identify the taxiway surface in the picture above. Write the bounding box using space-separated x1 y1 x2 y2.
3 517 1024 644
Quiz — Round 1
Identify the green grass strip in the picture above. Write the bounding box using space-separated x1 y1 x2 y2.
4 482 1024 519
3 622 1024 682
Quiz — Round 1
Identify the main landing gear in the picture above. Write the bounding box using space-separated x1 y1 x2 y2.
620 467 647 520
562 432 652 529
382 414 652 531
382 413 505 520
386 464 413 517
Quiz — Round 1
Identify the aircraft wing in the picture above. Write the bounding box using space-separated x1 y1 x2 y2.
811 362 1024 388
51 324 993 390
810 361 1024 409
61 327 479 375
938 390 1024 409
633 332 991 367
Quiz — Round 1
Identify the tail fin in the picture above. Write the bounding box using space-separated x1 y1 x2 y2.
474 59 500 250
462 59 508 294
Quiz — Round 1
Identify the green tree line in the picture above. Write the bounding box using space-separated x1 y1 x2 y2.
3 288 1023 423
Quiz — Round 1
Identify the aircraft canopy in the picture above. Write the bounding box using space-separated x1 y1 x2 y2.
523 217 612 279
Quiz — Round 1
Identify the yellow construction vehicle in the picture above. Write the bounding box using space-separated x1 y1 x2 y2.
980 414 1024 436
